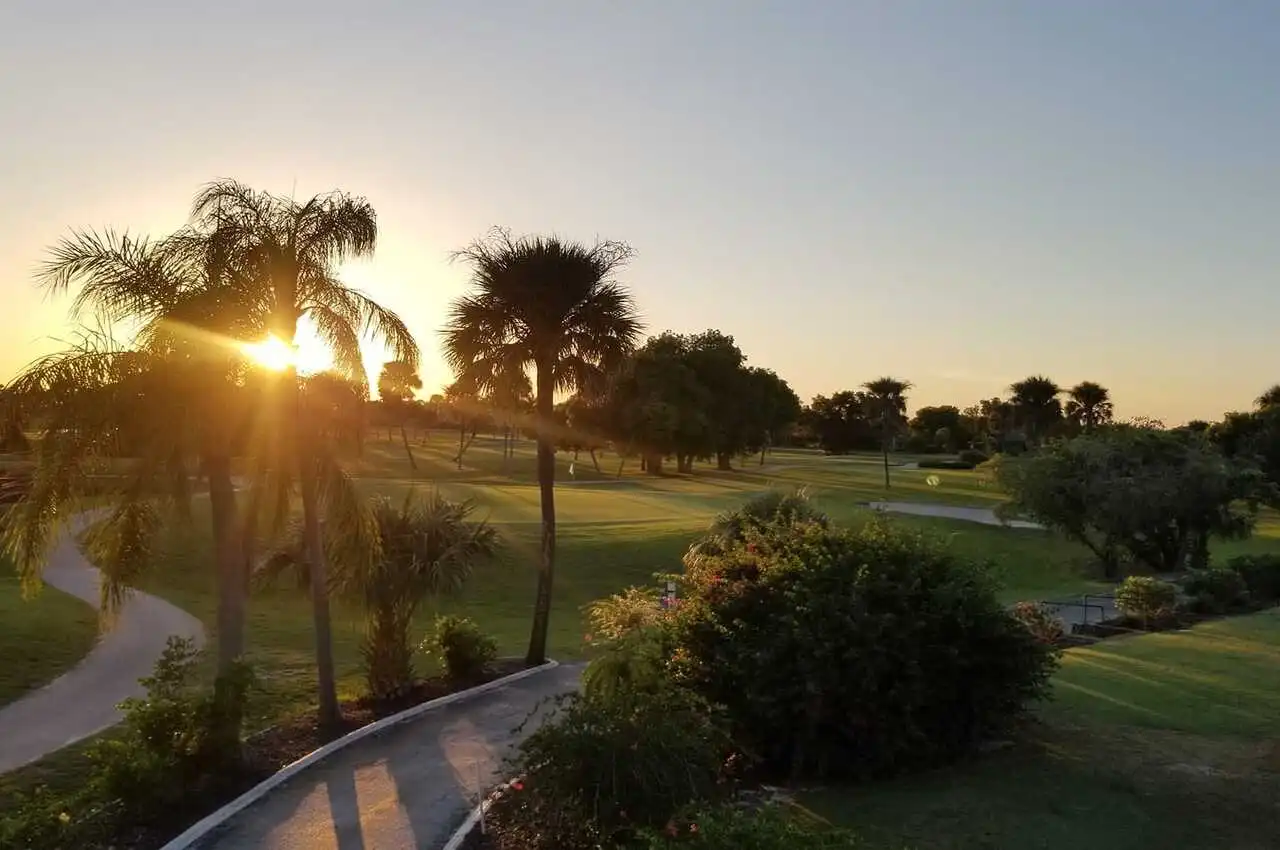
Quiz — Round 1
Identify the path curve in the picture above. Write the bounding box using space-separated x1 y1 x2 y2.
0 517 205 773
191 662 584 850
869 500 1044 530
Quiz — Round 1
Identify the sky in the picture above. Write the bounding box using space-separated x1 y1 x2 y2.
2 1 1277 425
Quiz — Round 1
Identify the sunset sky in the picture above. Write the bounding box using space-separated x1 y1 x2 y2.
2 1 1277 424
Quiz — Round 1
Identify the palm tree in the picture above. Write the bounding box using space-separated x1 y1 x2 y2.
1009 375 1063 446
377 360 424 469
1256 384 1280 410
188 179 419 728
862 377 912 489
4 228 264 683
1065 381 1114 431
444 229 641 664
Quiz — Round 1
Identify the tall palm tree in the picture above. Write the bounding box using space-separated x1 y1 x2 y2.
4 228 264 681
444 229 641 664
862 377 912 489
1064 381 1114 431
1009 375 1063 446
1256 384 1280 411
377 360 424 469
188 179 419 728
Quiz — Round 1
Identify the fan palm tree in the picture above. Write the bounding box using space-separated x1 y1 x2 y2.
3 228 265 682
187 179 420 728
1256 384 1280 411
377 360 423 469
1065 381 1114 431
862 377 912 489
1009 375 1063 446
444 229 641 664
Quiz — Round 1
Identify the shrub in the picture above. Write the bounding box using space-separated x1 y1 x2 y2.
91 636 254 819
634 803 868 849
1011 601 1066 644
422 615 497 682
1114 576 1178 626
489 683 736 850
586 585 665 642
1181 568 1249 614
916 458 976 470
1226 554 1280 602
958 448 990 466
669 516 1057 781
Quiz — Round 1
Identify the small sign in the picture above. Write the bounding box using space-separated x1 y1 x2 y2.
660 581 678 609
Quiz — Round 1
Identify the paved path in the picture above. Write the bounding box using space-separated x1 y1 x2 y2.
869 500 1044 530
0 520 205 773
195 663 584 850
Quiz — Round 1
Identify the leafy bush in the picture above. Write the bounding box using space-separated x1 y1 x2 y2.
1114 576 1178 626
958 448 990 466
490 683 736 850
0 786 121 850
422 615 497 682
1226 554 1280 602
917 458 976 470
586 585 666 642
669 515 1057 780
634 803 868 849
1011 601 1066 644
684 489 828 572
1181 568 1249 614
90 638 254 817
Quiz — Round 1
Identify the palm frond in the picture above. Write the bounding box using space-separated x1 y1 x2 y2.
36 229 184 324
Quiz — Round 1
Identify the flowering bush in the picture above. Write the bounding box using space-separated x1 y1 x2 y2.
1115 576 1178 626
1011 601 1066 644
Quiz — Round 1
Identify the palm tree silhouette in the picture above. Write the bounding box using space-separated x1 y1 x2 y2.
863 377 912 488
1009 375 1063 446
444 229 641 664
1065 381 1113 431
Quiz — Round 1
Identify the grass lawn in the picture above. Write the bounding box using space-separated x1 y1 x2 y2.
802 608 1280 850
0 558 98 708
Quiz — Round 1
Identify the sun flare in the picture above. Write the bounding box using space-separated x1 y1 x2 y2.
242 329 338 375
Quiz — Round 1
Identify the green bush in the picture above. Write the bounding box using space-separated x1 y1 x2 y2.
586 585 666 642
0 786 121 850
958 448 990 466
1226 554 1280 602
916 458 975 470
90 637 254 819
490 683 736 850
634 803 869 848
1114 576 1178 626
669 515 1057 780
1181 568 1249 614
422 615 497 682
1011 601 1066 644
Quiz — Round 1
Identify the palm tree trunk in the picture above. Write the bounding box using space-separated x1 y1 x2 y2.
716 451 732 471
882 438 891 489
206 452 245 675
590 448 601 473
527 361 557 665
399 423 418 471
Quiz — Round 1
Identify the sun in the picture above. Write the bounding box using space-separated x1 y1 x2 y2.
241 333 334 375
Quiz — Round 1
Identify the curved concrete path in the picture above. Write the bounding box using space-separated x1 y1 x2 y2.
869 500 1044 530
192 662 583 850
0 519 205 773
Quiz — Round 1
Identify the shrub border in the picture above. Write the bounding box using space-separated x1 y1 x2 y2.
158 660 560 850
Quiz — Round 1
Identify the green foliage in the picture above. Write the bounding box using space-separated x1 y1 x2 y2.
422 615 497 682
1181 568 1249 614
586 585 666 641
634 803 872 849
90 637 254 816
803 391 880 454
1114 576 1178 625
958 448 989 465
669 514 1057 780
1011 601 1066 644
492 683 735 850
683 488 827 573
1225 553 1280 602
997 428 1272 577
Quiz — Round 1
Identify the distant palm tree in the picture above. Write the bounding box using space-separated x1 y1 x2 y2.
1064 381 1114 432
188 179 419 729
444 229 641 664
378 360 424 469
1256 384 1280 410
1009 375 1063 446
862 377 912 489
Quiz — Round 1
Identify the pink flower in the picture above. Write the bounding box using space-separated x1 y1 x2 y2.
510 780 524 791
690 822 699 833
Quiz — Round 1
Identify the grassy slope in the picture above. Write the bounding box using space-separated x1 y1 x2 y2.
0 558 98 708
804 609 1280 850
